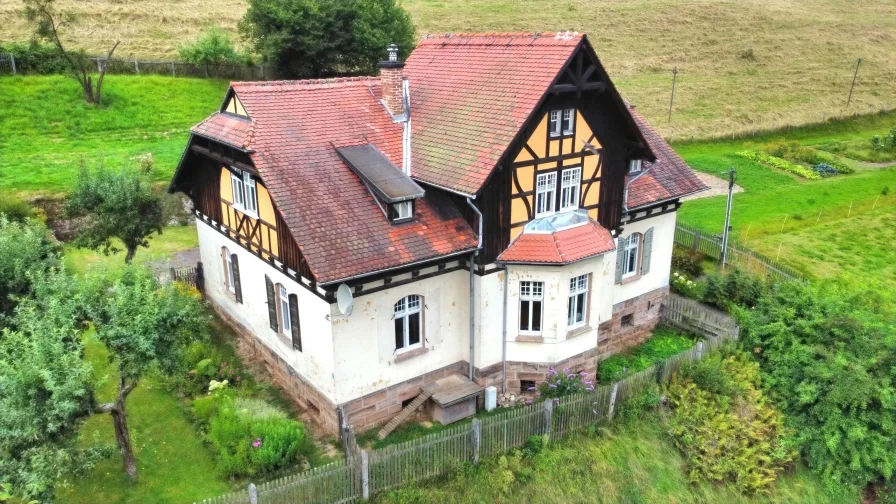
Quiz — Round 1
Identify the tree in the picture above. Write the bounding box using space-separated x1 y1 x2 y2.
22 0 120 104
0 216 60 321
239 0 415 78
89 268 208 479
66 163 164 264
0 274 105 502
179 24 243 76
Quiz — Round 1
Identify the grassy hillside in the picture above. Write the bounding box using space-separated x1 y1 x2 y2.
375 417 857 504
1 0 895 137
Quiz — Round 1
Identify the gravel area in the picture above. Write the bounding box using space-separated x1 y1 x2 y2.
682 171 744 201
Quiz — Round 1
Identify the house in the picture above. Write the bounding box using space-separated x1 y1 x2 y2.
169 32 707 434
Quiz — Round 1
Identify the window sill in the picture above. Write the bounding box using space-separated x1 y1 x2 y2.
566 324 593 339
516 334 544 343
232 205 259 220
621 273 641 285
394 346 428 363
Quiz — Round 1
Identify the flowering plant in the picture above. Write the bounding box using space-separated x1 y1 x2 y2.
534 367 595 399
208 379 229 394
670 271 701 299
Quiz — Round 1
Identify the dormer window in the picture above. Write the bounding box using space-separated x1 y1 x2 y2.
550 108 575 137
231 168 258 217
391 201 413 222
628 159 643 174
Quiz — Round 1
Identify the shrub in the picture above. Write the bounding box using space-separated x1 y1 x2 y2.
175 341 245 397
615 386 661 423
0 196 35 223
702 269 765 311
179 24 244 72
536 366 593 399
811 163 839 177
870 126 896 151
671 247 705 277
0 41 69 74
670 271 702 299
665 349 795 494
738 151 820 180
740 281 896 487
598 327 696 382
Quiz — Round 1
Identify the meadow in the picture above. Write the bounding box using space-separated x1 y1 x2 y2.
1 0 895 137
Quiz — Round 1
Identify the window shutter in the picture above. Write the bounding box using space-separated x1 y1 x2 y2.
641 227 654 275
288 293 302 351
614 236 627 284
231 254 242 303
265 275 278 332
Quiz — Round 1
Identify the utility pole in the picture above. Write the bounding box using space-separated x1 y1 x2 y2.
846 58 862 109
668 66 678 124
720 169 736 269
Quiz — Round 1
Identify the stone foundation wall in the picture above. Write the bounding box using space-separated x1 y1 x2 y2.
342 361 470 432
212 304 341 434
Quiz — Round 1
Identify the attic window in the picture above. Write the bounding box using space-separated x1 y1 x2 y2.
628 159 643 174
230 169 258 217
391 201 413 222
550 108 575 137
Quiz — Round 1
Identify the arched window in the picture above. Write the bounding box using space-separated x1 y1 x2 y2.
394 295 423 351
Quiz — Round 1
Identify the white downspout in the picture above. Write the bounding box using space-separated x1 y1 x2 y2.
465 198 483 381
501 267 508 395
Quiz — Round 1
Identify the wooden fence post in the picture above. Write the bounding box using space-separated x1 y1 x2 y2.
471 418 481 464
543 399 554 441
9 54 15 74
696 341 704 360
692 229 700 253
360 450 369 500
608 382 619 420
134 59 139 73
170 62 175 76
248 483 258 504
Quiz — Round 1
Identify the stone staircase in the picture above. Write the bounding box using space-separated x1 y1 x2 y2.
377 390 433 440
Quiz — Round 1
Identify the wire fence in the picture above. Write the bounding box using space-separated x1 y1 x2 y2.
674 222 806 283
195 293 738 504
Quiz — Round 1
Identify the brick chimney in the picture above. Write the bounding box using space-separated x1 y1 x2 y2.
378 44 406 118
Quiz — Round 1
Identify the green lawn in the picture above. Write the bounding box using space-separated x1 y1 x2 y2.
62 224 199 275
374 416 857 504
0 75 229 195
676 113 896 291
56 333 231 504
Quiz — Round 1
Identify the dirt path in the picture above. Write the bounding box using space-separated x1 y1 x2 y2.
682 171 744 201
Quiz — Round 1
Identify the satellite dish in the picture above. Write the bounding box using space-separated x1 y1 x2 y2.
336 283 354 316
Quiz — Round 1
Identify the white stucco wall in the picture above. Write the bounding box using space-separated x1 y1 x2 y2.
612 211 678 305
197 220 337 401
328 268 471 404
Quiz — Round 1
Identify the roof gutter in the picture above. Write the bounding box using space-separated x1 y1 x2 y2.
465 198 483 381
318 247 479 287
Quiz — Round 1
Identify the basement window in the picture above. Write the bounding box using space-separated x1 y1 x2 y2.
621 313 634 328
520 380 536 392
390 201 413 222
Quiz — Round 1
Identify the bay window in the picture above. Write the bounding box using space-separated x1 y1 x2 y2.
567 274 589 329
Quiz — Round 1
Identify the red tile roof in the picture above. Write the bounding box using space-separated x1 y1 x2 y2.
404 33 583 196
192 113 253 149
626 106 708 209
497 218 616 265
217 78 477 284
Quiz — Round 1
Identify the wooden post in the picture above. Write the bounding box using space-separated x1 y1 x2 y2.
171 62 175 76
696 341 704 360
543 399 553 441
248 483 258 504
692 229 700 253
134 59 139 73
360 450 370 500
471 418 481 464
608 382 619 420
9 54 15 74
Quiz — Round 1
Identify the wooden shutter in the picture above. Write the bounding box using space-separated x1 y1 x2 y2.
614 236 627 284
641 227 654 276
230 254 242 303
265 275 278 332
288 293 302 351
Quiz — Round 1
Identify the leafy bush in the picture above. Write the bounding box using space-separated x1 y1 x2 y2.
671 247 705 277
179 24 244 71
175 341 245 397
0 216 61 318
598 327 696 382
870 126 896 151
670 271 702 299
738 151 820 179
665 349 795 494
536 366 594 399
615 386 662 423
0 41 69 74
0 196 35 223
740 281 896 487
702 269 765 311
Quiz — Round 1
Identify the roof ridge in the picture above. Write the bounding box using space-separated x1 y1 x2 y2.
419 31 582 43
233 76 380 88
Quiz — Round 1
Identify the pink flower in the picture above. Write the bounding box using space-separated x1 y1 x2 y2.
252 437 263 448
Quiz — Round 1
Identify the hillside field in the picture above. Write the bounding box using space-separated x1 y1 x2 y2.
1 0 895 137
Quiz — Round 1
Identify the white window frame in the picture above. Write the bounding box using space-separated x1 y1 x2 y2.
278 284 291 334
230 169 258 218
223 247 235 293
559 167 581 211
567 274 588 329
623 233 641 278
394 295 423 352
535 172 557 217
562 108 575 135
628 159 643 174
518 281 544 335
549 110 562 137
393 201 412 220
